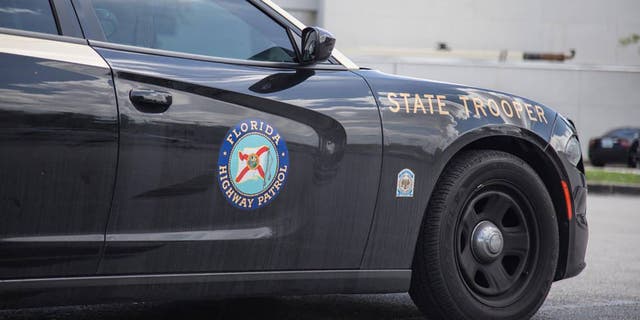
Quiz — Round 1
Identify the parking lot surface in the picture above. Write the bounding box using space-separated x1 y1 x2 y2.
1 194 638 320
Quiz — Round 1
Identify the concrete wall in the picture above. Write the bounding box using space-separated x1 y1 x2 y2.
274 0 319 26
320 0 640 66
355 56 640 152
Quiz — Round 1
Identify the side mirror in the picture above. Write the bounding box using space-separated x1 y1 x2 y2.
301 27 336 65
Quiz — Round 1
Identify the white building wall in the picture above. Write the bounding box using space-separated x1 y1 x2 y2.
274 0 319 26
319 0 640 66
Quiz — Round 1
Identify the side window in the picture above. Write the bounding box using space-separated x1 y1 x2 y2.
0 0 59 35
90 0 297 63
607 129 638 140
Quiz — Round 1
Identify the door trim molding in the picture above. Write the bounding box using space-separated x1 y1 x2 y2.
1 269 411 307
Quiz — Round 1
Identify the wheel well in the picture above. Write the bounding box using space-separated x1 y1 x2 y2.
454 136 570 280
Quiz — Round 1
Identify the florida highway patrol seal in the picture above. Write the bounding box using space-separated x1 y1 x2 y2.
218 119 289 210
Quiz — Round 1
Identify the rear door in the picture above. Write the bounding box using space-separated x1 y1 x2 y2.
74 0 382 274
0 1 117 279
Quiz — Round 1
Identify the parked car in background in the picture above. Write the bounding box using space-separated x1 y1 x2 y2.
635 143 640 169
588 128 640 167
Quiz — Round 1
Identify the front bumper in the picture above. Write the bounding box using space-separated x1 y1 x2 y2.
550 115 588 280
562 163 589 279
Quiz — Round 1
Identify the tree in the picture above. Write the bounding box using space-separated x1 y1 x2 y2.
620 33 640 54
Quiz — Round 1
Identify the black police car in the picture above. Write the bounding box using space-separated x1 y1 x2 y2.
588 127 640 167
0 1 587 319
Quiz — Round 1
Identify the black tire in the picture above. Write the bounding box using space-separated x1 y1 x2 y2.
590 159 605 167
410 150 558 320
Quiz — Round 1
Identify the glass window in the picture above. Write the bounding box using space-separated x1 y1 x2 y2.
90 0 297 63
0 0 59 35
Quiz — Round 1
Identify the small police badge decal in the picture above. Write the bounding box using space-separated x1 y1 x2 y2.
396 169 415 198
218 119 289 210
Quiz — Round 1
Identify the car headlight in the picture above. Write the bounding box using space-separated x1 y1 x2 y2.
564 136 582 166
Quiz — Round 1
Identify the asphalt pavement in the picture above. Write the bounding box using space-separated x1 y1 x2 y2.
1 194 638 320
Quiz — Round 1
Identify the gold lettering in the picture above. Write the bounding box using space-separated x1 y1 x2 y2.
535 105 548 124
424 94 435 114
487 99 500 117
399 93 411 113
459 96 471 117
413 94 427 114
272 134 281 145
381 93 549 123
512 100 524 119
388 92 400 113
472 98 487 117
500 100 514 118
436 95 449 115
525 103 537 122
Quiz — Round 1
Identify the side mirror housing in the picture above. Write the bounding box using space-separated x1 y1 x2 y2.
301 27 336 65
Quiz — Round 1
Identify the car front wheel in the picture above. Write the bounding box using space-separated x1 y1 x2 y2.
410 150 559 320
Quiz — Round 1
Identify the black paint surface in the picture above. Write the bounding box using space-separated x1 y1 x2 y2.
0 51 118 279
0 1 588 306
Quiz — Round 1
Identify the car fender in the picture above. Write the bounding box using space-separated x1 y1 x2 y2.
354 69 574 271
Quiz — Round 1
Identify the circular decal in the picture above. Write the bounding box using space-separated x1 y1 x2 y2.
218 119 289 210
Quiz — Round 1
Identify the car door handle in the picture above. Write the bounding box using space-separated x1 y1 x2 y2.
129 89 172 113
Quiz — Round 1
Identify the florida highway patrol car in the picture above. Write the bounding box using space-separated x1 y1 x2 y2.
0 1 588 319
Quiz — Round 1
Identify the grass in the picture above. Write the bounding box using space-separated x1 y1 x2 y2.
586 169 640 185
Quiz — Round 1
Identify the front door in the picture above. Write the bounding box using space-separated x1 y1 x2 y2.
74 0 382 274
